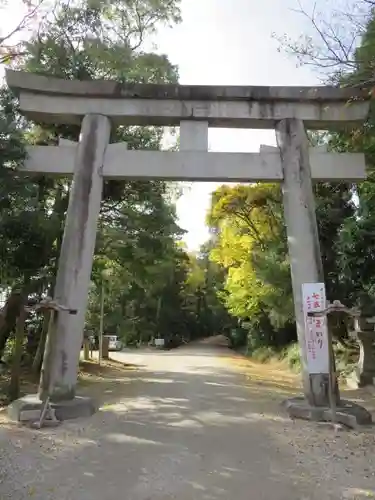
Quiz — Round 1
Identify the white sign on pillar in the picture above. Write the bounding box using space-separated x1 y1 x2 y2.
301 282 330 374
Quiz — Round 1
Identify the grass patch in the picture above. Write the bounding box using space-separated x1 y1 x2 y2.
244 343 301 369
251 346 277 363
282 343 301 372
273 342 359 378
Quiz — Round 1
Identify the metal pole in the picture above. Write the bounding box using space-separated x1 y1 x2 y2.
99 278 105 366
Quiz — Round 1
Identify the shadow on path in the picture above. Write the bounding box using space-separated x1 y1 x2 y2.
1 339 375 500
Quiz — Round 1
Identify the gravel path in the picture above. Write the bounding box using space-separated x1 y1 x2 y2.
1 340 375 500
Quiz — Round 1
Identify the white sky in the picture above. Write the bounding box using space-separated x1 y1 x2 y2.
0 0 318 250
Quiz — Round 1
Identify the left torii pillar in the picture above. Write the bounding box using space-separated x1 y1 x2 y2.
41 114 110 406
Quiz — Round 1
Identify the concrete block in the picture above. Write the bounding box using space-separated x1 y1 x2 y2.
282 396 372 429
19 409 51 422
8 394 97 422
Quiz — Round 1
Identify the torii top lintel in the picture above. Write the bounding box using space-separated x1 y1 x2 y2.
6 70 371 130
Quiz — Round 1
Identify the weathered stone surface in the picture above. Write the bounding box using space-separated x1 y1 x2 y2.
276 118 340 407
16 93 370 129
19 408 53 422
6 70 370 128
39 114 110 401
282 396 373 429
6 69 370 101
357 333 375 385
180 121 208 151
8 394 97 422
24 145 367 182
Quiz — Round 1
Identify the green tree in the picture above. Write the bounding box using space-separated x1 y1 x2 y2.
207 183 294 351
206 174 356 353
278 3 375 314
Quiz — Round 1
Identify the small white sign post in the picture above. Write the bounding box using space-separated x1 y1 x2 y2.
302 283 330 374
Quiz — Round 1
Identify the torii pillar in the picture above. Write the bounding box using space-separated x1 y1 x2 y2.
276 120 336 405
40 115 110 407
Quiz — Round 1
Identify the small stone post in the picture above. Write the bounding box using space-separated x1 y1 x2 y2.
276 118 339 407
350 317 375 387
40 114 110 401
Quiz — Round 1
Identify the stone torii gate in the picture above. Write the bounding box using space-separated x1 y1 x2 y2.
6 70 371 424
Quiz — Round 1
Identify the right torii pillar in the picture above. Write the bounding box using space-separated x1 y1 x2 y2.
276 118 371 426
276 119 328 402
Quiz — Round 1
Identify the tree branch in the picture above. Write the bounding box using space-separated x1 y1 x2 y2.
0 0 45 46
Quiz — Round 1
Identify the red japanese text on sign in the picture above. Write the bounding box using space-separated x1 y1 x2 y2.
302 283 329 374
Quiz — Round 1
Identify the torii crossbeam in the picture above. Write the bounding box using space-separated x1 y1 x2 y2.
24 139 366 182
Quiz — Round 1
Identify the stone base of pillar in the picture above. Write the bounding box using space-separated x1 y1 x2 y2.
7 393 97 423
282 396 372 429
306 372 340 406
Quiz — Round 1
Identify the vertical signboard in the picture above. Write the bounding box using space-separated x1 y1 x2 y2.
302 283 330 374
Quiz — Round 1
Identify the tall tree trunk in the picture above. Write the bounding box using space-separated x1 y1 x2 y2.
83 339 90 361
0 291 24 358
30 184 69 374
8 296 27 402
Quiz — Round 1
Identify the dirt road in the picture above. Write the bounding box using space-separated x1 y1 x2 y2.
1 339 375 499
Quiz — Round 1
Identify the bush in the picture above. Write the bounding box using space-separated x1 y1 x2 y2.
251 346 276 363
281 341 357 375
334 342 358 378
3 337 16 363
283 343 301 371
228 328 247 349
